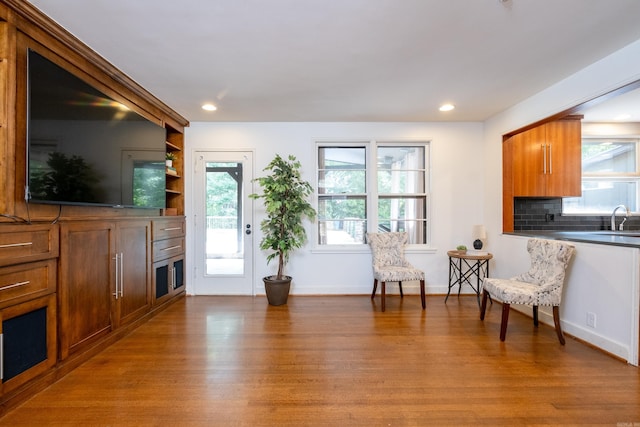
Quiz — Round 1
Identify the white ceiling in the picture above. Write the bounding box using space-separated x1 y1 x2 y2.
27 0 640 123
580 86 640 123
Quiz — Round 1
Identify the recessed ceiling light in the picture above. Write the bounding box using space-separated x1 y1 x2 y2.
614 114 631 121
202 103 217 111
439 103 455 112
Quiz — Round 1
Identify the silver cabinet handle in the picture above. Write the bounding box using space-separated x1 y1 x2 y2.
162 245 182 251
0 241 33 249
119 253 124 297
1 280 30 291
541 144 546 174
0 333 3 380
548 144 552 174
162 227 182 231
113 254 119 299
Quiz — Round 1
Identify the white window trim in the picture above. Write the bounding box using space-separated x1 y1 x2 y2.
563 137 640 215
314 139 431 250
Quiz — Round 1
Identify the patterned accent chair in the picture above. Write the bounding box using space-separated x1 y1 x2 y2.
480 238 575 344
367 232 426 312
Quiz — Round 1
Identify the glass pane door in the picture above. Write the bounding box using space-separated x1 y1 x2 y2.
193 151 254 295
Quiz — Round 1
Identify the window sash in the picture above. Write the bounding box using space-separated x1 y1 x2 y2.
563 138 640 214
317 142 429 245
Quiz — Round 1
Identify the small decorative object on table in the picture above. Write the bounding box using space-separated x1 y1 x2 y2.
472 225 487 250
456 245 467 254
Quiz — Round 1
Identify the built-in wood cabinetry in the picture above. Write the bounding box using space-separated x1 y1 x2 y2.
0 224 58 395
58 219 152 360
511 116 582 197
0 1 188 414
113 221 152 328
503 115 583 232
152 218 186 305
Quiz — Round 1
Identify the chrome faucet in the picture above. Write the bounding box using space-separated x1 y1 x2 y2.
611 204 630 231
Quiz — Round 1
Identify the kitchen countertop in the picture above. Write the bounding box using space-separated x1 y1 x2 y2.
507 231 640 248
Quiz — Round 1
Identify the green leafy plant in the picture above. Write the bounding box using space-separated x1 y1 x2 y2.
456 245 467 251
250 154 316 280
166 152 177 161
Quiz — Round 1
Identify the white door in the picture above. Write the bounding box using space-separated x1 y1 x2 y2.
193 151 254 295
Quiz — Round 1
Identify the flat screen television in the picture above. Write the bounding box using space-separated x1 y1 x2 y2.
26 49 166 209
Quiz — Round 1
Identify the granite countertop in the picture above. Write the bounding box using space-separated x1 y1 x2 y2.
507 231 640 248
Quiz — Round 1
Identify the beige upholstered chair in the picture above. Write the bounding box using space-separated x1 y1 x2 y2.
367 232 425 312
480 238 575 344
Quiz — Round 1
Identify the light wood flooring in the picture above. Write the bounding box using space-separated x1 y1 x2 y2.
1 294 639 426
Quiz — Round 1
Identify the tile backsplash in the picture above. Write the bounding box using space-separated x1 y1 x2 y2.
513 198 639 231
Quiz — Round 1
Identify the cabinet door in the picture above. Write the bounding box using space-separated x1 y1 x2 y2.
59 221 115 360
153 258 171 305
152 255 184 306
545 119 582 197
172 257 185 295
0 294 57 395
113 220 151 328
512 119 582 197
512 125 547 196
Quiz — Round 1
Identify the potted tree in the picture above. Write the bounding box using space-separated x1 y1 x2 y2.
250 154 316 305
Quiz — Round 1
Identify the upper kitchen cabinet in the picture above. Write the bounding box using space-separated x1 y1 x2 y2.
510 116 583 197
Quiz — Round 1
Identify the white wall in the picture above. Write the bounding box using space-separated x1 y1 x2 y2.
185 122 484 296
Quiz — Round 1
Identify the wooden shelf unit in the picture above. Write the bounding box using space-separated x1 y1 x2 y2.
0 0 189 415
165 124 184 216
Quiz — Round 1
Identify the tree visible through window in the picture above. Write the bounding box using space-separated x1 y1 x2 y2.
563 139 639 214
317 142 429 245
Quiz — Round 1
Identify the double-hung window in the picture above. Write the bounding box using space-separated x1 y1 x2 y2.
563 138 639 214
317 141 430 246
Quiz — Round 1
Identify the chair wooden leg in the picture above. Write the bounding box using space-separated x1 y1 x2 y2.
480 290 488 320
500 303 510 341
419 279 426 310
533 305 539 326
381 281 386 312
371 279 378 299
553 306 566 345
398 281 404 298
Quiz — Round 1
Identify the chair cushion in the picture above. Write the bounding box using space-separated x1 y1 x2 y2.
374 266 425 282
483 278 558 306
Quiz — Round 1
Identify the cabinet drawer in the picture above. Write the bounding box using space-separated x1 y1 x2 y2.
153 237 184 262
151 218 185 241
0 293 57 394
0 224 59 267
0 259 57 308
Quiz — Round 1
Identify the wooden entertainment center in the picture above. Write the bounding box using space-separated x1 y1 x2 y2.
0 0 188 414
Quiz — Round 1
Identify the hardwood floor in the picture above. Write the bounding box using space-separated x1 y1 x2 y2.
1 295 639 426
